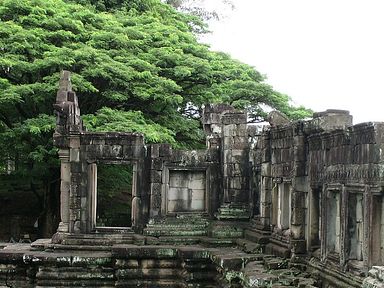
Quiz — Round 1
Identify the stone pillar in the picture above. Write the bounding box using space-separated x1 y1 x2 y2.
340 185 347 267
320 184 328 261
69 136 82 233
215 110 250 220
57 149 70 233
88 163 97 231
221 111 249 203
251 131 272 228
290 127 308 256
148 144 166 218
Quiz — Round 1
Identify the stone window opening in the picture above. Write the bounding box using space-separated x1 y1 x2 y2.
89 162 136 230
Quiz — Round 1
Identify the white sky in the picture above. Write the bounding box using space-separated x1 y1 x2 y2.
202 0 384 124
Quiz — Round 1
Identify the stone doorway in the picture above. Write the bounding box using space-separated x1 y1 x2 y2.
89 162 136 230
308 187 321 251
325 188 341 256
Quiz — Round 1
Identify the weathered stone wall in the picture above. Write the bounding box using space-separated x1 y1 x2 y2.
308 122 384 186
252 109 384 286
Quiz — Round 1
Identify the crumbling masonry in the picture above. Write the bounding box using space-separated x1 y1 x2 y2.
1 71 384 287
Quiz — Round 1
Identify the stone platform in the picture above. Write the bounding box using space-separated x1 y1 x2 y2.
0 236 320 288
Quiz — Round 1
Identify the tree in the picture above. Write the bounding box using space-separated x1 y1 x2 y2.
165 0 234 22
0 0 310 236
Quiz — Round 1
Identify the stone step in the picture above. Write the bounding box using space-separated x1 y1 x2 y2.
94 227 133 234
46 243 113 251
115 280 184 288
61 233 134 246
264 257 289 270
184 281 218 287
116 268 181 279
36 279 115 287
143 228 207 237
146 223 209 230
200 237 235 247
61 237 133 246
37 270 114 280
215 204 250 221
66 233 134 239
210 249 264 270
236 238 263 254
149 216 210 225
146 236 202 245
244 229 270 244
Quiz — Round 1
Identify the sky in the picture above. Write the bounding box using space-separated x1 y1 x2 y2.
202 0 384 124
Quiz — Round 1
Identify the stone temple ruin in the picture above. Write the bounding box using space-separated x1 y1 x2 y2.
1 71 384 287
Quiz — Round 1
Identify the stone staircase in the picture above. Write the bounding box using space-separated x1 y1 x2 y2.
113 245 219 288
61 230 135 247
143 215 210 239
215 203 250 221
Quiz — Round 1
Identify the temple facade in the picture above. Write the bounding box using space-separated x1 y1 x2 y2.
2 71 384 287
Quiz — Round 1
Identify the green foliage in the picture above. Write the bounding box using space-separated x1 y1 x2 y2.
83 107 176 144
0 114 57 179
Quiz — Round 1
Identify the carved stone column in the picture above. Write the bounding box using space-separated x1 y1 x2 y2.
57 149 70 233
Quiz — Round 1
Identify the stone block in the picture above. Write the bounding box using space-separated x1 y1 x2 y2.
280 148 290 162
229 177 242 190
291 239 306 254
150 183 162 195
261 163 271 176
191 199 205 210
70 148 80 162
150 170 162 183
159 144 171 157
169 173 189 188
223 136 234 149
132 145 145 159
293 178 307 193
69 137 81 148
294 145 306 162
188 178 205 190
167 187 189 201
232 138 248 149
70 162 82 173
150 158 163 170
222 112 247 125
223 124 237 137
149 144 160 158
262 147 271 162
102 145 122 158
121 145 133 158
94 144 104 158
192 189 205 200
291 192 304 208
167 199 183 212
291 208 304 225
69 196 81 210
